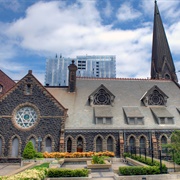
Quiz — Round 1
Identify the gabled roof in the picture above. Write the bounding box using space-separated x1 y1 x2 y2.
0 70 16 97
151 1 178 82
141 85 168 100
0 70 68 113
89 84 115 99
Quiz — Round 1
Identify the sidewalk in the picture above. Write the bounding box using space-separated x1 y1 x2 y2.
0 158 128 179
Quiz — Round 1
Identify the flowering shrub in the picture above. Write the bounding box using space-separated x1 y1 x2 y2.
43 151 115 158
1 168 47 180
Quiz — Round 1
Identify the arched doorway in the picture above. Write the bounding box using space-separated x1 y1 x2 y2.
45 137 52 152
107 136 113 152
11 137 19 157
96 136 102 152
77 137 83 152
67 138 72 153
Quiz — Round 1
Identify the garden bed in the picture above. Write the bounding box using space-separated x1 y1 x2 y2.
87 160 111 169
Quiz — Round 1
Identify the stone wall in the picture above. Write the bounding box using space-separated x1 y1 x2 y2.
0 73 65 157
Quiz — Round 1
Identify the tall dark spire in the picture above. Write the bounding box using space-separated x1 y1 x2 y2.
151 1 178 82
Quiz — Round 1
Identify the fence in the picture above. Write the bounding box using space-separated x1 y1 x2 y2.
124 146 180 172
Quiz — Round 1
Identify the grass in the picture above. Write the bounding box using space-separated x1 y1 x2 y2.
31 162 49 169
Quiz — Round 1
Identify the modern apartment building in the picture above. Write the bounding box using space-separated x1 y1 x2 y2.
45 55 116 86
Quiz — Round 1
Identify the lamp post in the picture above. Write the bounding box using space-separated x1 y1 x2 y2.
38 137 42 152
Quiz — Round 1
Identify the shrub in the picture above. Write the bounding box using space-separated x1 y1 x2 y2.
43 151 115 158
22 141 36 159
119 166 160 175
47 169 89 177
1 169 47 180
35 152 44 158
92 155 105 164
123 153 167 174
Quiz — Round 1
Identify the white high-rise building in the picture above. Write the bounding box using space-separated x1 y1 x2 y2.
45 55 116 86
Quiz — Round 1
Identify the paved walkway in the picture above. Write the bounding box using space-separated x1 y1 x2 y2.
0 158 128 179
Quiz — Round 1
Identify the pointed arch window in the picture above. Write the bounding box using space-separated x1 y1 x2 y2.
45 137 52 152
107 136 113 152
96 137 103 152
67 138 72 153
30 137 36 150
77 137 83 152
25 84 32 95
12 137 19 157
161 136 167 153
129 136 135 148
140 136 146 149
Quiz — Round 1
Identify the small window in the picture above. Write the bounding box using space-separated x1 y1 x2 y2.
0 84 3 93
137 118 143 125
129 118 135 125
160 118 165 124
97 118 103 124
106 118 112 124
25 84 32 95
167 118 173 124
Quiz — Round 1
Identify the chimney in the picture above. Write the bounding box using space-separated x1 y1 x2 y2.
68 60 77 92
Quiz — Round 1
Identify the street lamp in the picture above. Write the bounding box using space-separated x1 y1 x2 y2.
38 137 42 152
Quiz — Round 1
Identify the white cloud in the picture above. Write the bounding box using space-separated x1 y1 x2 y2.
0 0 179 83
116 2 142 21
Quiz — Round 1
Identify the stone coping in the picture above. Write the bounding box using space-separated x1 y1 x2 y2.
45 174 92 180
87 160 111 169
114 173 180 180
126 157 148 167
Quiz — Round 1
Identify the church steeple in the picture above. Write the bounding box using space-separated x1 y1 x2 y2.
151 1 178 82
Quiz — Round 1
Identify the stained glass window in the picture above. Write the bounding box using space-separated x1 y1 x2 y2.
15 107 37 128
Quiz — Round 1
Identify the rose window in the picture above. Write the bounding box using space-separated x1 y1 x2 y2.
148 90 164 105
93 89 111 105
15 106 38 128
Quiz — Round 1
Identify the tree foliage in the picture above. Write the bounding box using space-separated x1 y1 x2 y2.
164 130 180 164
23 141 36 159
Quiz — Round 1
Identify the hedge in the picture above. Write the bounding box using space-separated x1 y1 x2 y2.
119 166 160 175
119 153 167 175
124 153 167 173
47 169 89 177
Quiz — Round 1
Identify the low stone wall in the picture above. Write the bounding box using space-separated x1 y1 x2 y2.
45 174 92 180
125 157 148 167
0 157 22 166
114 173 180 180
87 160 111 169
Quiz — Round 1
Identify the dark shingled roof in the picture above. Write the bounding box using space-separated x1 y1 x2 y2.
151 1 178 82
0 70 16 97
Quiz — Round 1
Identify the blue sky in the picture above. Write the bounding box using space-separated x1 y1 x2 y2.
0 0 180 84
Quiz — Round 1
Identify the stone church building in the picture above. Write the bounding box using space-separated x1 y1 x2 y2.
0 1 180 157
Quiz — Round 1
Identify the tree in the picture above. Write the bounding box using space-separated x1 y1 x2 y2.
23 141 36 159
164 130 180 164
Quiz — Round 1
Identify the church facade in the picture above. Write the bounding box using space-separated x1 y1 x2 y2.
0 1 180 157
